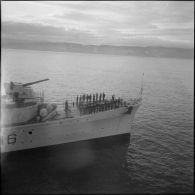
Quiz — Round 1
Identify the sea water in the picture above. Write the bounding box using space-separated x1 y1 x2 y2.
1 48 194 193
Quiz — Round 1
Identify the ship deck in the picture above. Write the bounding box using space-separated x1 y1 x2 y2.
2 98 142 128
45 97 141 120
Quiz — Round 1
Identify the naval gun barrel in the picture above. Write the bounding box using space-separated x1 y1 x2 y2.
22 79 49 87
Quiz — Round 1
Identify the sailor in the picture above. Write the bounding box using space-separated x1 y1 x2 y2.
116 98 119 107
93 103 95 112
83 94 85 102
84 103 87 113
118 98 120 107
91 103 94 114
65 100 68 110
83 103 86 114
76 95 79 105
88 104 91 114
79 95 82 103
99 93 102 102
88 103 91 113
79 102 83 114
84 104 87 114
114 100 117 108
95 102 98 113
101 102 104 111
94 102 97 112
121 98 123 106
103 102 105 111
95 103 97 112
96 93 98 101
96 103 99 112
104 101 107 111
89 94 92 102
107 101 109 110
93 103 95 113
110 99 113 109
103 92 105 101
98 102 100 112
99 102 102 112
119 98 122 107
88 94 90 102
65 100 70 117
89 94 91 102
91 103 93 114
100 102 102 111
113 100 115 109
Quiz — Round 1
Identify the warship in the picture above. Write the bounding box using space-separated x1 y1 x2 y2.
1 78 143 153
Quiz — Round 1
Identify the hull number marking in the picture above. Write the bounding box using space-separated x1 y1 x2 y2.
8 134 17 144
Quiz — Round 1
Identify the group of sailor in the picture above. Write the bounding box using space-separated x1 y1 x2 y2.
74 93 126 115
64 93 141 116
76 92 106 104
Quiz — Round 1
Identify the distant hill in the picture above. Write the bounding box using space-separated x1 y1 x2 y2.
2 39 194 59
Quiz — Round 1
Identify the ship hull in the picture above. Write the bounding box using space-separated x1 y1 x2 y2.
1 103 140 153
1 132 131 193
1 133 130 172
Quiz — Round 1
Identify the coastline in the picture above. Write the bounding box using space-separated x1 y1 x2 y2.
2 40 194 59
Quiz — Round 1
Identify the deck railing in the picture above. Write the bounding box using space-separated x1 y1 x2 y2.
51 96 142 117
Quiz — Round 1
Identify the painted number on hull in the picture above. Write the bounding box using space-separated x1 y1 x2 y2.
8 134 17 144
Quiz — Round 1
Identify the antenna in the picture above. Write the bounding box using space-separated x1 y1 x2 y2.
140 73 144 99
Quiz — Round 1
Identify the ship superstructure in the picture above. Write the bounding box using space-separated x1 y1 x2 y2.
1 79 49 125
1 78 143 153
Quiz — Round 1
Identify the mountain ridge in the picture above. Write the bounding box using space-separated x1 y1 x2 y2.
2 39 194 59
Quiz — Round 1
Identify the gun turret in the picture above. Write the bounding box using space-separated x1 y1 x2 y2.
3 79 49 102
23 79 49 87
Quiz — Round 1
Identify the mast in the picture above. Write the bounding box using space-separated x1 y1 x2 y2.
140 73 144 100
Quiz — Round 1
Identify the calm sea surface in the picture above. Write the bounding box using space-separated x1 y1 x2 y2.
1 49 194 193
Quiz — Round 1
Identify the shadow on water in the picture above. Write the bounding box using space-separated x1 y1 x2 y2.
1 133 134 194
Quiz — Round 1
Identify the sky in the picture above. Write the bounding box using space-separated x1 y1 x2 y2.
1 1 194 48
